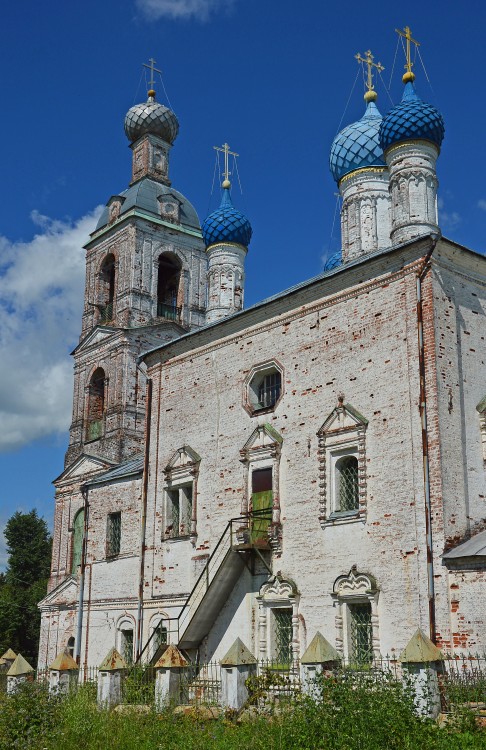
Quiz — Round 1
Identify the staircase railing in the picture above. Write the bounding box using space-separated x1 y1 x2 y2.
137 511 271 663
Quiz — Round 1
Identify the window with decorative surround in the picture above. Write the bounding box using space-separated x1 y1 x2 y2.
257 576 299 667
163 446 200 544
331 566 379 664
317 397 368 526
245 361 283 415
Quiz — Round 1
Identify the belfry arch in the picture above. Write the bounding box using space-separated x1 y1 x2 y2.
157 252 182 321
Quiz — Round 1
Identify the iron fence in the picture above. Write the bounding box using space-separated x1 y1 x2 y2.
180 661 221 705
122 664 157 705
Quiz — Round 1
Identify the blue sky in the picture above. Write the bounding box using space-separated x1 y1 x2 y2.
0 0 484 568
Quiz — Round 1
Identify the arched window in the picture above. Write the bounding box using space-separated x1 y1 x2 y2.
71 509 85 573
66 636 75 658
98 254 115 323
86 367 105 441
157 254 182 322
336 455 359 512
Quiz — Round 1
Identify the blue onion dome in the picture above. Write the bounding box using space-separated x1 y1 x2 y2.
330 96 385 184
323 250 342 271
124 89 179 145
379 81 445 153
202 182 252 248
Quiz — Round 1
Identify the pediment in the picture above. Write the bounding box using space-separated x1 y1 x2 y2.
318 401 368 435
165 445 201 481
38 576 78 609
72 326 118 355
242 423 283 453
54 453 117 484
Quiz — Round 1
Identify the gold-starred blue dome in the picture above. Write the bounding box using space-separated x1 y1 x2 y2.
202 188 252 248
330 100 385 184
124 93 179 145
379 82 445 152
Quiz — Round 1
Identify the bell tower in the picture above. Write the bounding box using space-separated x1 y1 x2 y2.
65 64 208 466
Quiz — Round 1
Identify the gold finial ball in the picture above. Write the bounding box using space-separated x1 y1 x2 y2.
364 90 378 103
402 71 415 84
148 89 156 98
222 179 231 189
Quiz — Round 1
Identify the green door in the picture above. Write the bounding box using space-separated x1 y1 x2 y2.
250 468 272 544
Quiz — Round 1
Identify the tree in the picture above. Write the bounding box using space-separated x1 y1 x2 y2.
0 510 52 664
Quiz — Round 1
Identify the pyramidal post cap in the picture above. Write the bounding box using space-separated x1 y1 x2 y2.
220 637 257 666
1 648 17 661
202 186 252 248
98 647 128 671
399 628 444 663
379 81 445 153
329 99 386 184
154 643 188 669
7 653 34 676
49 651 79 671
301 631 341 664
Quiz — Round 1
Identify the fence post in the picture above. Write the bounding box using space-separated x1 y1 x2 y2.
6 653 34 694
220 638 257 711
300 632 341 695
154 644 188 710
97 648 127 709
399 629 444 719
48 652 79 695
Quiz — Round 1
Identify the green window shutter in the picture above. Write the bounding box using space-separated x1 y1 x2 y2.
71 510 84 573
250 489 273 543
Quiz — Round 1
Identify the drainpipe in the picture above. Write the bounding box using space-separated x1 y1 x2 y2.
136 366 152 660
74 484 89 664
416 232 440 642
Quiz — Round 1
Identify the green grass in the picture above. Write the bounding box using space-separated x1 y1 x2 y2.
0 675 484 750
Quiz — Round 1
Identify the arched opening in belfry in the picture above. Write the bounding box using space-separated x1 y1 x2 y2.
157 253 182 321
98 254 116 323
86 367 105 441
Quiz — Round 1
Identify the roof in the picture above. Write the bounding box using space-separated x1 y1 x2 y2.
94 178 201 233
85 456 144 487
443 530 486 559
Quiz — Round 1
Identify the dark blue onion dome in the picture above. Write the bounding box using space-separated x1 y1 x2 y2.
379 81 445 153
124 89 179 145
330 96 385 184
323 250 342 271
202 183 252 248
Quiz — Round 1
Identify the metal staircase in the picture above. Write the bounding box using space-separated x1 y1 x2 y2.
138 512 271 662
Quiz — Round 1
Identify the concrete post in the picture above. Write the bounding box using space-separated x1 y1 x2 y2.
6 653 34 695
220 638 257 711
48 651 79 695
97 648 127 709
300 632 341 697
400 629 444 719
154 644 188 710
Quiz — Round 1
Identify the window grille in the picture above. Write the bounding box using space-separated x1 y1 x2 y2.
337 456 359 511
274 608 293 667
107 512 121 557
121 629 134 665
258 372 282 409
154 622 168 650
349 602 373 664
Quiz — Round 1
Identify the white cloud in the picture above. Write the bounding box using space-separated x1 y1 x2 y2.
478 199 486 212
0 208 102 452
136 0 235 21
438 197 461 232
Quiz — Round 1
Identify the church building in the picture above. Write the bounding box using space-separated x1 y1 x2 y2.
38 36 486 671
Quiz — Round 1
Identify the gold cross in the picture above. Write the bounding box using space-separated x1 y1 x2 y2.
143 57 162 93
355 50 384 101
214 142 239 187
395 26 420 82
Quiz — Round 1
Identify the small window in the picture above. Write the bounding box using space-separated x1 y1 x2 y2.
66 636 75 659
106 512 121 557
273 608 293 668
165 484 192 539
246 362 283 414
335 455 359 512
121 628 134 665
348 602 373 665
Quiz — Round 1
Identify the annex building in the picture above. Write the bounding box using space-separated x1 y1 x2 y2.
38 43 486 671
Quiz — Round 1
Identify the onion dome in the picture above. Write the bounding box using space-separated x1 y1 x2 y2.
330 97 385 184
379 82 445 153
202 184 252 248
323 250 342 271
124 90 179 145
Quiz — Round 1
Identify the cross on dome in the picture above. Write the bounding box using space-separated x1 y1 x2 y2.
355 50 384 103
214 142 239 189
143 57 162 97
396 26 420 83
